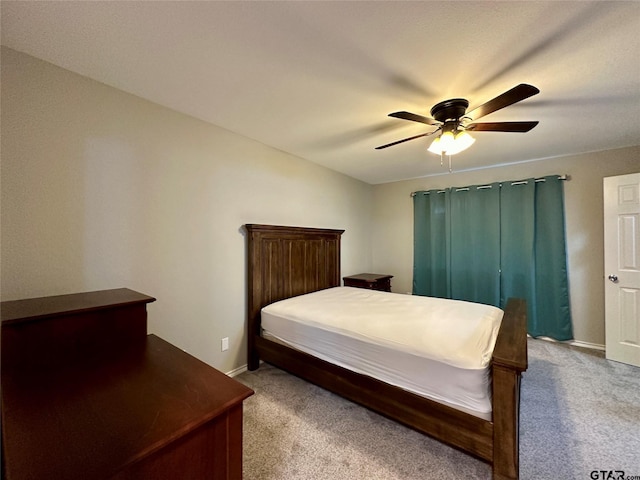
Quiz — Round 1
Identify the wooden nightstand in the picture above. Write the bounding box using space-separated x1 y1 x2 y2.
343 273 393 292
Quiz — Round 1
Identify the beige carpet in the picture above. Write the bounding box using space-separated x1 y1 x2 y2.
237 339 640 479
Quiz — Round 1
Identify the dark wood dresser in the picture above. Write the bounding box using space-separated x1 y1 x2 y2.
343 273 393 292
1 288 253 480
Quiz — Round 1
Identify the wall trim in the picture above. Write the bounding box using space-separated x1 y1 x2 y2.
534 335 605 352
567 339 605 351
226 364 248 378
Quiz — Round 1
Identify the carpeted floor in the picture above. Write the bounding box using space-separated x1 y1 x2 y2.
236 339 640 480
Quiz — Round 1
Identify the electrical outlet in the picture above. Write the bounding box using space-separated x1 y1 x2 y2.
221 337 229 352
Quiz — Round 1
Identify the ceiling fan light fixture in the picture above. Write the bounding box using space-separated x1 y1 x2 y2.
427 129 475 156
427 136 441 154
448 130 475 155
439 130 455 153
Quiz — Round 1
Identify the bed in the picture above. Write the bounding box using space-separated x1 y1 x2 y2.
245 224 528 480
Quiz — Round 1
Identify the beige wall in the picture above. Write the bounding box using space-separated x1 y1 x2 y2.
3 46 638 365
1 47 373 373
372 146 639 346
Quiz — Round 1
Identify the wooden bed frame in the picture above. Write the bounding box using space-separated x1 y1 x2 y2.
245 224 528 480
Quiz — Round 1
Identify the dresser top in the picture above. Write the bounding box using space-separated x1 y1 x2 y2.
1 288 156 325
2 334 254 479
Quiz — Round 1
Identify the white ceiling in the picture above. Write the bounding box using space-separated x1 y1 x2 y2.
2 1 639 184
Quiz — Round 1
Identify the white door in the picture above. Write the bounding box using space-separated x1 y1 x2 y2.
604 172 640 367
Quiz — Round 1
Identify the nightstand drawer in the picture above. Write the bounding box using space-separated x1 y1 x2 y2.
343 273 393 292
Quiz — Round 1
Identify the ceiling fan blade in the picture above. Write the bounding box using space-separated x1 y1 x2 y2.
388 111 440 126
375 132 434 150
465 84 540 121
466 121 539 132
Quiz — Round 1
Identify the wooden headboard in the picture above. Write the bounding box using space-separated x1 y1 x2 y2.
245 224 344 369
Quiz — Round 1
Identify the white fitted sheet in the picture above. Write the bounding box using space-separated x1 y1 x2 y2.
261 287 504 419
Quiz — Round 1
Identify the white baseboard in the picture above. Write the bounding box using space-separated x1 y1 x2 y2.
533 335 605 352
226 364 248 377
567 339 605 351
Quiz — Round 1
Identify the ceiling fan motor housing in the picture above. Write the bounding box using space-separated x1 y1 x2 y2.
430 98 469 123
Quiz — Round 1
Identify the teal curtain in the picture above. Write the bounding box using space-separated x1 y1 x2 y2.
449 184 501 305
413 190 449 298
500 180 536 312
533 176 573 339
413 175 573 341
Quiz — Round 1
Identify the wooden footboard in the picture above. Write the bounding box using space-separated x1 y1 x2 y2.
492 297 528 480
245 224 528 480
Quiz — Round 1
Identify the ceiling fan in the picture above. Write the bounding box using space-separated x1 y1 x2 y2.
375 84 540 168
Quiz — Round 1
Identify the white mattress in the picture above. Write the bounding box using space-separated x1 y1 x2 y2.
261 287 504 419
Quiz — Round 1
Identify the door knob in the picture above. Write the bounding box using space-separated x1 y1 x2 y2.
608 274 618 283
